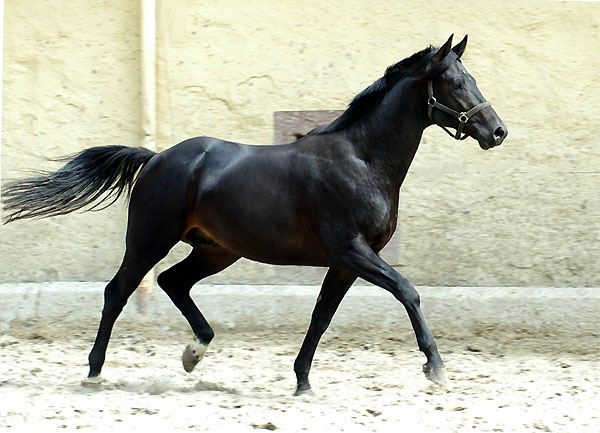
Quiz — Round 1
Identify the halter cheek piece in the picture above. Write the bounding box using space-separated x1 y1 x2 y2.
426 73 491 141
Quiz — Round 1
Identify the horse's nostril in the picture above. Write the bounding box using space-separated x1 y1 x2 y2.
494 126 506 144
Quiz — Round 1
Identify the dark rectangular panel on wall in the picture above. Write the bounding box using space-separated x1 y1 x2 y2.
273 110 343 145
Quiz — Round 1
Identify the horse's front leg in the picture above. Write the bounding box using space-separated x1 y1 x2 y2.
328 237 446 385
294 268 357 395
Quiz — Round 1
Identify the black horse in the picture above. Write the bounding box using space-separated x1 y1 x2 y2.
2 35 507 395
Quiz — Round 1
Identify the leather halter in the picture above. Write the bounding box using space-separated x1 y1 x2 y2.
426 72 491 140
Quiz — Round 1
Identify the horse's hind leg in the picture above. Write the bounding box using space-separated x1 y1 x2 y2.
87 245 173 378
87 204 183 377
157 245 240 373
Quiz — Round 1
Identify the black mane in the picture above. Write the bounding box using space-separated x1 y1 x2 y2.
311 45 455 135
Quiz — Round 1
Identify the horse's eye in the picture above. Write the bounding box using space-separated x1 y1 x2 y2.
452 82 463 90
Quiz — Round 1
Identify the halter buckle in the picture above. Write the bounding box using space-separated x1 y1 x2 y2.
427 96 436 107
458 112 469 123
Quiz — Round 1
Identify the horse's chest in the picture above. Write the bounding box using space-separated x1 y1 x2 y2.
359 195 398 250
371 211 398 250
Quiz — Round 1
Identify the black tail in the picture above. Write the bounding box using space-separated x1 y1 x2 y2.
1 145 156 224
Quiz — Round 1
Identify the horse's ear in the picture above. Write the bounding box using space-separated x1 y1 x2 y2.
452 34 468 58
432 34 453 64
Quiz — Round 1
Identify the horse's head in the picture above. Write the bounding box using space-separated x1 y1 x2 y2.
426 35 507 150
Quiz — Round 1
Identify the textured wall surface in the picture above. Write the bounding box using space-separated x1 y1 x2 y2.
1 0 141 281
2 0 599 286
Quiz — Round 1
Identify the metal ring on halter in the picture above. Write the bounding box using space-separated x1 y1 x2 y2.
427 78 491 141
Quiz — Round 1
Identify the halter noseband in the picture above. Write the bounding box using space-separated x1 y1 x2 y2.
426 74 491 141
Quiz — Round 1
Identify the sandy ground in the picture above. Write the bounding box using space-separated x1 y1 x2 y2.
0 284 599 432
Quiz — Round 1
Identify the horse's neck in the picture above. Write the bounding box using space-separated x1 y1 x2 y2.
346 81 428 188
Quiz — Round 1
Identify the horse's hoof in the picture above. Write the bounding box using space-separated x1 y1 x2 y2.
182 342 207 373
294 387 315 397
423 364 447 386
294 384 314 397
81 375 105 387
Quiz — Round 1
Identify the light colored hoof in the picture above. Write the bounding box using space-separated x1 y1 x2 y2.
182 342 207 373
423 364 447 386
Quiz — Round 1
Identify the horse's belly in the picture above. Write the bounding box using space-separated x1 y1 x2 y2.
218 229 329 267
190 210 328 267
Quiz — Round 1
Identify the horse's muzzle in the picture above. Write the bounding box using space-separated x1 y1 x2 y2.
479 124 508 150
493 126 508 146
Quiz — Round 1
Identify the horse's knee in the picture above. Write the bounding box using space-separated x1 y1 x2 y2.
404 287 420 307
391 275 420 307
102 285 129 316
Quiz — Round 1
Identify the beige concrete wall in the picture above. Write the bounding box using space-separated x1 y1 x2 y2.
1 0 140 280
2 0 599 286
